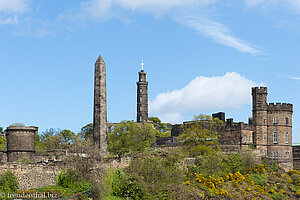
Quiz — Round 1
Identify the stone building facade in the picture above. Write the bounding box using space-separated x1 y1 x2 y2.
136 66 148 123
252 87 293 170
167 87 294 170
5 126 38 162
292 144 300 170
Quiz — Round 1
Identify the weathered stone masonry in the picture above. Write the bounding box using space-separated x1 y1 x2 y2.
93 55 108 157
137 68 148 122
5 126 38 162
167 87 294 171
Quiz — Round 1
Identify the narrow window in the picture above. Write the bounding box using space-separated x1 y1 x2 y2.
249 136 251 142
140 116 142 122
263 119 266 124
276 152 278 160
140 88 142 93
273 117 277 124
273 152 275 160
140 106 143 112
285 132 289 144
286 117 289 125
140 97 142 102
244 136 247 143
273 132 278 144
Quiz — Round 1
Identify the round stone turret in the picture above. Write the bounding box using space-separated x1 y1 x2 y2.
5 126 38 162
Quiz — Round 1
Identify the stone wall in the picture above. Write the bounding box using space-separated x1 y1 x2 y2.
0 163 61 190
293 145 300 170
0 157 132 191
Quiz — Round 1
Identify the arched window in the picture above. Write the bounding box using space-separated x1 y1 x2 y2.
273 117 278 124
273 132 278 144
285 132 289 144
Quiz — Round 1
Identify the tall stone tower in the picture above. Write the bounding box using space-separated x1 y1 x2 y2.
252 87 293 169
137 59 148 122
252 87 268 156
93 55 108 157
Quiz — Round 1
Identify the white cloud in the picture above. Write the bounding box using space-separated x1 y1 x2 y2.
150 72 263 123
290 77 300 80
81 0 263 55
0 0 30 13
115 0 216 14
245 0 300 12
82 0 113 19
84 0 216 13
178 16 263 55
0 16 18 25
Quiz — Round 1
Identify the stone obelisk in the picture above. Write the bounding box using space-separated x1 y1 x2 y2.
93 55 108 157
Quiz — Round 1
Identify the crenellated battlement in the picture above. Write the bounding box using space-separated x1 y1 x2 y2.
268 102 293 112
252 86 268 94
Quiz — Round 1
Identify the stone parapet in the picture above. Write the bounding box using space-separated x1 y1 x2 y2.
268 103 293 112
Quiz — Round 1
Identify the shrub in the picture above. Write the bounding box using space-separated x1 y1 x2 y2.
290 174 300 185
0 170 19 194
56 169 91 193
102 168 148 200
126 152 185 197
240 149 256 170
18 157 30 164
296 190 300 198
270 162 279 172
270 192 287 200
193 152 227 177
224 153 245 173
250 174 268 186
249 142 256 149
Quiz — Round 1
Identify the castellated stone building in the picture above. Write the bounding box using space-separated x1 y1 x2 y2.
167 87 294 170
136 61 148 123
252 87 293 169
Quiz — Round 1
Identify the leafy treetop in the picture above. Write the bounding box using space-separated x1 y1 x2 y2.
177 114 223 157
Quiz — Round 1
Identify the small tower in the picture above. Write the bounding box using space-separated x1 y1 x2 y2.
252 87 268 155
137 59 148 122
5 125 38 162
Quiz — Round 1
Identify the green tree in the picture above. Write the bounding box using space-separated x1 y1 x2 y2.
35 134 45 152
40 128 75 150
0 127 5 151
0 137 6 151
0 170 19 195
148 117 172 137
108 121 157 156
79 123 93 144
59 129 76 145
148 117 161 124
177 114 223 157
40 128 61 150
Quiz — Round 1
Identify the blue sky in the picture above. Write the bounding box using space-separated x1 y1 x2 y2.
0 0 299 142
